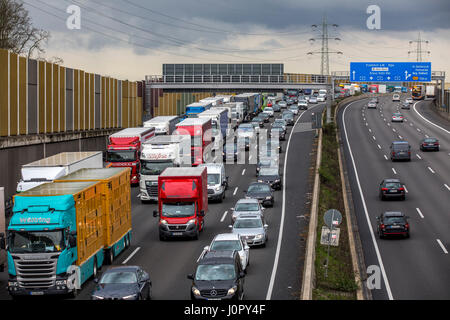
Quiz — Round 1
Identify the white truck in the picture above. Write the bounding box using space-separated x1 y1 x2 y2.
200 97 225 107
378 84 387 94
214 95 233 103
197 163 228 203
139 135 191 203
143 116 179 135
230 102 245 128
426 85 435 99
16 152 103 193
198 108 229 150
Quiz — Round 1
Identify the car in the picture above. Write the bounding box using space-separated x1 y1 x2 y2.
286 99 294 106
257 166 282 190
272 104 281 112
278 101 287 109
376 212 410 239
272 119 287 133
390 141 411 161
91 266 152 300
288 105 299 115
188 250 245 300
229 215 269 247
263 107 274 117
309 96 318 104
202 233 250 272
256 158 279 175
270 126 286 141
401 101 410 110
237 124 256 145
304 96 310 102
379 178 406 201
231 198 264 224
298 100 308 110
244 182 274 207
223 141 239 162
251 117 264 128
250 119 261 133
282 112 294 126
259 112 270 123
260 138 282 156
317 95 325 102
420 137 440 151
392 94 400 102
391 112 404 122
405 98 413 104
367 102 377 109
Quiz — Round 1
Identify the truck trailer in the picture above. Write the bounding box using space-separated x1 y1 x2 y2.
153 167 208 241
185 102 213 119
16 152 103 193
175 118 213 166
143 116 179 135
107 127 155 184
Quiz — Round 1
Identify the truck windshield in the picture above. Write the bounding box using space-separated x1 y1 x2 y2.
207 174 220 186
107 150 136 162
8 230 66 253
141 160 173 175
162 202 195 218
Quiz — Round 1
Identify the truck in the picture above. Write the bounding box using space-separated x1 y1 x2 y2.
198 108 229 149
153 167 208 241
227 102 244 129
175 118 213 166
0 187 5 272
143 116 179 135
55 168 132 265
426 85 436 99
369 84 379 93
139 135 191 203
412 85 425 100
107 127 156 184
200 97 224 107
378 84 387 94
231 93 262 122
185 102 213 119
198 163 228 203
7 181 105 297
16 152 104 193
214 95 233 103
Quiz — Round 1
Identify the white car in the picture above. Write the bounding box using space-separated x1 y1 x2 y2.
392 113 404 122
298 100 308 110
368 102 377 109
202 233 250 272
317 95 325 102
278 101 287 109
309 97 318 104
263 107 274 117
393 94 400 102
405 98 413 104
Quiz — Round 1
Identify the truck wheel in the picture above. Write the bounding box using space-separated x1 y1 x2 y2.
106 249 114 265
92 257 98 279
193 228 200 240
0 264 4 273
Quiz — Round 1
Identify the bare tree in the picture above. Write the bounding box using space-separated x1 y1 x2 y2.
0 0 50 58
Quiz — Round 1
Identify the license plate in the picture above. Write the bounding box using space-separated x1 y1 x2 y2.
428 144 434 146
389 190 397 193
172 232 183 236
207 298 221 301
390 225 401 229
30 291 44 296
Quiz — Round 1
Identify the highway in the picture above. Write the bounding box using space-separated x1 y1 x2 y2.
338 95 450 300
0 102 325 300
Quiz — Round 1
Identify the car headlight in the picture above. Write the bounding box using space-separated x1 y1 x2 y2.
187 219 197 225
192 287 201 296
227 286 237 296
258 180 263 183
92 295 105 300
254 234 263 240
56 280 67 286
215 186 221 191
160 219 168 225
122 294 138 300
8 281 19 287
274 179 280 183
265 196 272 200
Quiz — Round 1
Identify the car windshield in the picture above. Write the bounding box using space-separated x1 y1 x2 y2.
210 240 242 251
235 202 260 212
393 144 409 150
384 182 401 188
8 230 66 253
238 125 253 131
265 108 273 112
248 184 270 193
162 202 195 218
234 219 263 229
195 264 236 281
259 168 279 176
107 150 136 162
100 271 137 284
283 114 293 119
141 160 173 175
207 174 221 186
424 138 437 143
383 216 405 224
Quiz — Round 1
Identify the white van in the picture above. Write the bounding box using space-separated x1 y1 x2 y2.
198 163 229 202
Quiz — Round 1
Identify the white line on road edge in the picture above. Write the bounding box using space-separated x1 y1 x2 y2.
268 105 321 300
122 247 141 264
413 101 450 135
416 208 424 219
342 101 394 300
428 167 435 174
445 184 450 191
436 239 448 254
233 187 238 196
220 211 228 222
392 168 397 175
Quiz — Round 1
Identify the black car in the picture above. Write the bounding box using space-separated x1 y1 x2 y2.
257 167 282 190
91 266 152 300
379 178 406 200
272 104 281 112
420 138 440 151
259 112 270 123
390 141 411 161
376 212 410 239
244 182 274 207
188 250 245 300
282 113 294 126
270 126 286 141
251 117 264 128
256 158 278 175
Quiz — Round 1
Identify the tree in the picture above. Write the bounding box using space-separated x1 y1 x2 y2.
0 0 50 58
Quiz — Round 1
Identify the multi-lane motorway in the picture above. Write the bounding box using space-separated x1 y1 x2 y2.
338 95 450 300
0 102 325 300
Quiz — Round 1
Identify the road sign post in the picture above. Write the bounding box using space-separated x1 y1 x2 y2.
323 209 343 278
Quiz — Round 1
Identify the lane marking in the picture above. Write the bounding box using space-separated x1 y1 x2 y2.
392 168 397 175
373 136 376 140
417 128 421 132
122 247 141 264
413 101 450 135
377 144 381 149
416 208 424 219
384 155 388 160
425 134 429 138
233 187 239 196
436 239 448 254
416 154 422 160
369 128 372 133
398 135 403 139
444 184 450 191
428 167 435 174
220 211 228 222
242 169 246 175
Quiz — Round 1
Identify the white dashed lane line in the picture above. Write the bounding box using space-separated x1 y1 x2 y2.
416 208 424 219
233 187 239 196
428 167 435 174
220 211 228 222
436 240 449 254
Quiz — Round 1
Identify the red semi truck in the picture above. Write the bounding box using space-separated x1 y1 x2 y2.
107 127 155 184
174 118 213 166
153 167 208 241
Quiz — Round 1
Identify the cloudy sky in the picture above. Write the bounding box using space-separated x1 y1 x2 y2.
21 0 450 81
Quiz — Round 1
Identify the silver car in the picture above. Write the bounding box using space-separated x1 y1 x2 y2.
309 97 318 104
391 113 404 122
288 105 299 115
278 101 287 109
231 198 264 224
229 215 269 247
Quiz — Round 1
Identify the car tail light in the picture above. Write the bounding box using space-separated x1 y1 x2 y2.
398 187 405 191
381 188 389 191
380 224 385 230
392 152 395 156
434 143 439 146
405 223 409 229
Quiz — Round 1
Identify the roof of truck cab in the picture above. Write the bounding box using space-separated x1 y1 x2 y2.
110 127 154 138
23 152 101 167
144 135 189 145
160 167 206 177
176 118 211 126
197 163 224 173
17 181 98 196
144 116 178 123
186 102 212 107
55 168 129 181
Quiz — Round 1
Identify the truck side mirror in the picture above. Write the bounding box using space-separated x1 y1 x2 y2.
187 274 194 280
68 234 77 248
153 210 158 218
199 210 205 217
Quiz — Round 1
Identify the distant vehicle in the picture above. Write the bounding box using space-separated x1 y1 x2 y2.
257 166 282 190
420 138 440 151
270 126 286 141
188 250 245 300
263 107 274 117
392 94 400 102
405 98 413 104
223 141 239 162
92 266 152 300
298 100 308 110
367 101 377 109
259 112 270 123
379 178 406 201
251 118 264 132
185 101 213 119
286 99 294 106
175 118 213 166
288 105 299 115
391 113 404 122
401 101 411 110
143 116 179 135
272 119 287 133
202 234 250 272
376 212 410 239
272 104 281 112
244 182 274 207
256 158 279 175
229 215 269 247
282 112 294 126
309 97 318 104
317 95 325 102
237 124 256 145
198 163 228 203
412 85 425 100
390 141 411 161
231 198 264 224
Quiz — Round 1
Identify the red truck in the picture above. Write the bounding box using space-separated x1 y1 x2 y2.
174 118 213 166
107 127 155 184
153 167 208 241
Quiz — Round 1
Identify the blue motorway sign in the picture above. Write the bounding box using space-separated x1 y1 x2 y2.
350 62 431 82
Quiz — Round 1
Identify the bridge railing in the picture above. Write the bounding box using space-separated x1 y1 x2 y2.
145 74 332 85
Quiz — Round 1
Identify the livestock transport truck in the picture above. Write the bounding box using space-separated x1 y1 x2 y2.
7 181 106 297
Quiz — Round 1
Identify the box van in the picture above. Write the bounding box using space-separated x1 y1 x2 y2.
390 141 411 161
198 163 228 202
